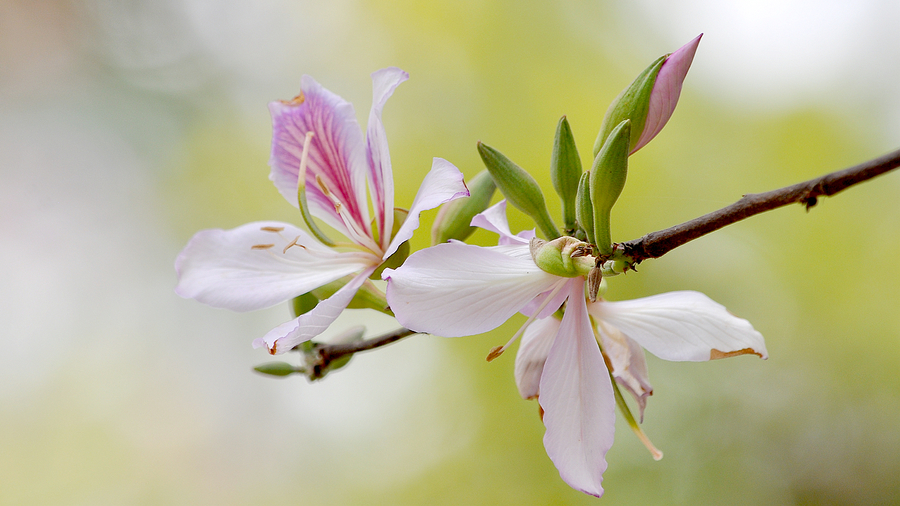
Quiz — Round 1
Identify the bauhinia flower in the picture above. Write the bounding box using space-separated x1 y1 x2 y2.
175 67 468 354
383 201 767 497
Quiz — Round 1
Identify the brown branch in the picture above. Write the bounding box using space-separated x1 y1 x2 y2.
307 327 419 379
620 147 900 263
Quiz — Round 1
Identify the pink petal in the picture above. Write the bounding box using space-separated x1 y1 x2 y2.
383 241 563 336
514 315 560 399
383 157 468 259
632 34 701 153
539 279 615 497
268 75 371 238
366 67 408 251
590 290 768 362
253 268 374 354
470 200 535 245
175 221 375 311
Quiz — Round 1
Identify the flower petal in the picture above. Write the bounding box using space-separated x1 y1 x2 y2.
383 241 563 336
252 268 374 354
366 67 408 251
268 75 370 238
632 34 701 153
539 279 615 498
470 200 535 245
175 221 375 311
383 157 468 259
515 315 560 399
590 290 768 362
596 320 653 422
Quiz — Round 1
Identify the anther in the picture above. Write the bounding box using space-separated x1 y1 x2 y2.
260 226 284 233
282 236 307 254
251 244 275 250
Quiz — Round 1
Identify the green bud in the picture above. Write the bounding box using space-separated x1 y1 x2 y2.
431 169 496 244
477 141 559 239
550 116 582 232
312 276 390 314
254 362 299 377
575 171 594 248
593 55 666 157
590 119 630 256
529 237 594 278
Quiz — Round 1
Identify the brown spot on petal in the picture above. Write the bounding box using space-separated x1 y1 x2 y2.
269 343 277 355
710 347 762 360
251 244 275 250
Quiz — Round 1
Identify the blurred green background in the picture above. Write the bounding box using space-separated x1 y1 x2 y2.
2 1 899 504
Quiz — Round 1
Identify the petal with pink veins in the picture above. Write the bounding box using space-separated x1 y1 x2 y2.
268 75 370 238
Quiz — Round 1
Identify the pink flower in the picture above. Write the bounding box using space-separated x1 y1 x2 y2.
384 201 766 497
176 68 468 354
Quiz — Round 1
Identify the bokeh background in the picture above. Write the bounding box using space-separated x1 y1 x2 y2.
2 1 899 504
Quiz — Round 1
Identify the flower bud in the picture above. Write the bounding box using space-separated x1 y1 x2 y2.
550 116 583 232
478 141 559 239
575 171 594 247
529 237 594 278
594 34 701 156
431 169 496 244
590 120 630 256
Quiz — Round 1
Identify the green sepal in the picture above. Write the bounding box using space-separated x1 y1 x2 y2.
593 55 665 157
477 141 559 239
550 116 582 232
575 171 594 248
254 362 300 377
431 169 496 244
590 119 631 256
530 237 594 278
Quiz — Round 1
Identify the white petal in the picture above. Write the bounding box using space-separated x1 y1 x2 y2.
383 241 563 336
597 320 653 422
514 316 560 399
539 279 615 497
384 158 468 259
470 200 535 245
175 221 375 311
253 269 373 354
366 67 408 252
590 291 768 362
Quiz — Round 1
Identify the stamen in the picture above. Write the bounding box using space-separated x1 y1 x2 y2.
297 132 314 195
316 174 331 196
260 226 284 233
251 244 275 250
486 281 568 362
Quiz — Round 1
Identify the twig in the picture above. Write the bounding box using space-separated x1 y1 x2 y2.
308 327 419 378
620 147 900 264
